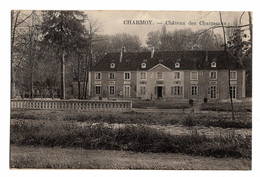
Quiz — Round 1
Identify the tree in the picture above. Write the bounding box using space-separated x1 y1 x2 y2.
226 12 252 97
218 11 252 119
108 33 142 52
26 11 43 98
11 10 34 98
146 30 161 50
91 33 142 63
82 16 101 99
41 11 87 99
146 26 222 51
218 11 235 120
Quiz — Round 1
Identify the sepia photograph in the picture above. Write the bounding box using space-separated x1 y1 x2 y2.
10 10 252 170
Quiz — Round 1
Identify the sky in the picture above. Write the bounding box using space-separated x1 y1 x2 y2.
86 10 250 46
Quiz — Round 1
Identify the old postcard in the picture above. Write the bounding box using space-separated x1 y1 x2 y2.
10 10 252 170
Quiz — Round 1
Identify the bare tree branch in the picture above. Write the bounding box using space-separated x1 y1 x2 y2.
16 12 34 26
197 24 250 36
239 11 245 25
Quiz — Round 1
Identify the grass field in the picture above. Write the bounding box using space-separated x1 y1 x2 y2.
11 109 251 129
10 109 252 169
10 145 251 170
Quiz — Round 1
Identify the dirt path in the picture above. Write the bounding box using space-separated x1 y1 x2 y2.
10 145 251 170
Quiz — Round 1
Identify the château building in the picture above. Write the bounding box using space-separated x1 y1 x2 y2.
86 49 246 102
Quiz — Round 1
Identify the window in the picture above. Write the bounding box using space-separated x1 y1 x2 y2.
171 86 183 96
190 71 198 80
124 72 131 80
191 85 198 96
230 71 237 80
123 85 131 97
95 72 101 80
157 72 163 80
209 71 217 80
209 86 217 99
175 62 180 68
109 72 115 80
229 86 237 99
211 62 216 68
140 72 147 80
95 85 101 95
174 72 180 80
109 85 115 95
140 86 146 95
110 63 115 68
141 63 146 69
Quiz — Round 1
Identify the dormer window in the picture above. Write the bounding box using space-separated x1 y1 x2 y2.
110 63 115 68
175 62 180 68
141 63 146 69
95 72 101 80
211 62 216 68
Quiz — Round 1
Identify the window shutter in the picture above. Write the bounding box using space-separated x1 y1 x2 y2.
163 86 165 95
154 87 157 95
237 88 239 98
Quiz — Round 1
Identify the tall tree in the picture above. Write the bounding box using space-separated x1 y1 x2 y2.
226 12 252 97
219 11 235 120
91 33 142 63
11 10 34 98
146 26 222 51
146 30 161 50
218 11 252 119
41 11 87 99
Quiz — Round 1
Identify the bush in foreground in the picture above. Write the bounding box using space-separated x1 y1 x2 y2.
11 110 251 129
182 115 251 129
10 121 251 159
201 103 252 112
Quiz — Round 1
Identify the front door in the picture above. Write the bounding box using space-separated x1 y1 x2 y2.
157 86 163 98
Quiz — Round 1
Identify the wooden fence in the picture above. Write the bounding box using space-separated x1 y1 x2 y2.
11 99 132 112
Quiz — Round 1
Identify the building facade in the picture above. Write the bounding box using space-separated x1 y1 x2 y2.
87 50 246 102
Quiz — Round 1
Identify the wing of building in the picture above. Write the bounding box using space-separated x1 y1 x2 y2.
83 50 245 102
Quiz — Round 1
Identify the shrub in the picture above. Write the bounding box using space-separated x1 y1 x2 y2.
11 113 38 120
12 110 251 129
205 119 252 129
10 120 251 159
132 101 190 109
182 115 197 127
189 99 194 106
201 103 252 112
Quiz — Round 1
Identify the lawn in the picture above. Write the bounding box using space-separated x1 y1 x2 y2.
11 109 252 129
10 145 251 170
10 109 252 169
10 115 251 158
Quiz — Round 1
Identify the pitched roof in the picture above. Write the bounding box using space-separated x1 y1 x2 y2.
92 50 244 71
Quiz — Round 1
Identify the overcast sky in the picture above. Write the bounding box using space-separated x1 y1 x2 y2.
86 10 250 46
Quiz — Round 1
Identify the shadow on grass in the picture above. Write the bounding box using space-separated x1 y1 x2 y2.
10 121 251 159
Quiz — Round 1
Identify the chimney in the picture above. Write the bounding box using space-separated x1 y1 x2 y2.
151 47 155 58
205 50 208 62
119 46 125 63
